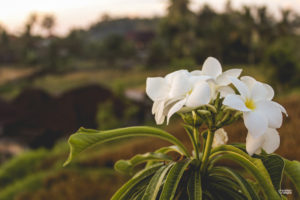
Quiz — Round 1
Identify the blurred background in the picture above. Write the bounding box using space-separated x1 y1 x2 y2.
0 0 299 199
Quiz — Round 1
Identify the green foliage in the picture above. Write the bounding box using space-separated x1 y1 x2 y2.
63 94 300 199
284 159 300 195
96 101 120 130
0 149 48 188
64 126 189 166
264 37 300 87
114 152 172 174
0 171 47 200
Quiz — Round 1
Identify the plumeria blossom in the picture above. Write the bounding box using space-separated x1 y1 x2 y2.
212 128 228 148
191 57 242 98
223 76 288 138
246 128 280 156
146 70 211 124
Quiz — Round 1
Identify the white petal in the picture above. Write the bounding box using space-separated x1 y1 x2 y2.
146 77 169 101
185 81 211 108
246 133 264 156
223 94 251 112
229 77 249 98
152 101 159 114
201 57 222 78
271 101 288 116
168 72 191 99
212 128 228 148
190 70 202 76
154 100 166 124
218 86 235 98
216 69 242 86
243 111 268 138
250 82 269 102
261 128 280 154
189 75 212 84
165 69 189 83
241 76 256 90
167 99 186 124
256 101 282 128
263 83 274 100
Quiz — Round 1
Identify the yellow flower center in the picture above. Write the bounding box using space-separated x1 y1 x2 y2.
245 98 256 110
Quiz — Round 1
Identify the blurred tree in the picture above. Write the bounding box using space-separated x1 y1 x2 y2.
19 13 40 65
159 0 196 61
96 34 136 67
41 15 56 37
264 36 300 89
0 27 15 63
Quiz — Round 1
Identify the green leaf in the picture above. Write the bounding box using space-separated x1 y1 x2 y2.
254 154 285 191
145 146 184 168
210 167 260 200
284 159 300 195
208 181 247 200
187 168 202 200
159 159 192 200
64 126 189 166
142 163 174 200
111 163 163 200
114 152 172 174
154 145 185 155
208 150 281 199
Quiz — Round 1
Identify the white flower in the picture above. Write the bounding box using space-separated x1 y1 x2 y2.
191 57 242 98
212 128 228 148
223 76 287 138
246 128 280 156
146 70 211 124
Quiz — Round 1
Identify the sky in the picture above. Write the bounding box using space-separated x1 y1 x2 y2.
0 0 299 36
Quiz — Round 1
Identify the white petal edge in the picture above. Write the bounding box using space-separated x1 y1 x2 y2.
246 133 264 156
240 76 256 90
216 68 242 86
154 100 166 125
218 86 235 98
146 77 169 101
185 81 211 108
223 94 251 112
256 100 282 129
229 77 249 98
243 110 268 138
261 128 280 154
168 72 191 99
201 57 222 79
167 99 186 124
263 83 274 100
271 101 288 116
250 82 269 102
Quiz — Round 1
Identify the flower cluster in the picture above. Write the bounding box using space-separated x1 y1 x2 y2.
146 57 287 155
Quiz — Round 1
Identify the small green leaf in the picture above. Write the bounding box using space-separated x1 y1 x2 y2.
284 159 300 195
114 152 172 174
64 126 189 166
111 163 163 200
142 163 174 200
210 166 260 200
208 150 281 199
187 168 202 200
254 154 285 191
159 159 192 200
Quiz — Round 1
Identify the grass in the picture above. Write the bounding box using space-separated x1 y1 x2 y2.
0 63 269 99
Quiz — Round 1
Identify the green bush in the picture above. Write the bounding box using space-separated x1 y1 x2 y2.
0 149 48 188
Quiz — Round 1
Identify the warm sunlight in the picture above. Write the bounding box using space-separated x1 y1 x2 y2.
0 0 299 35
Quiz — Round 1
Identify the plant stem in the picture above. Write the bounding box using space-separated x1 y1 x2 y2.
193 127 200 160
200 128 215 172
